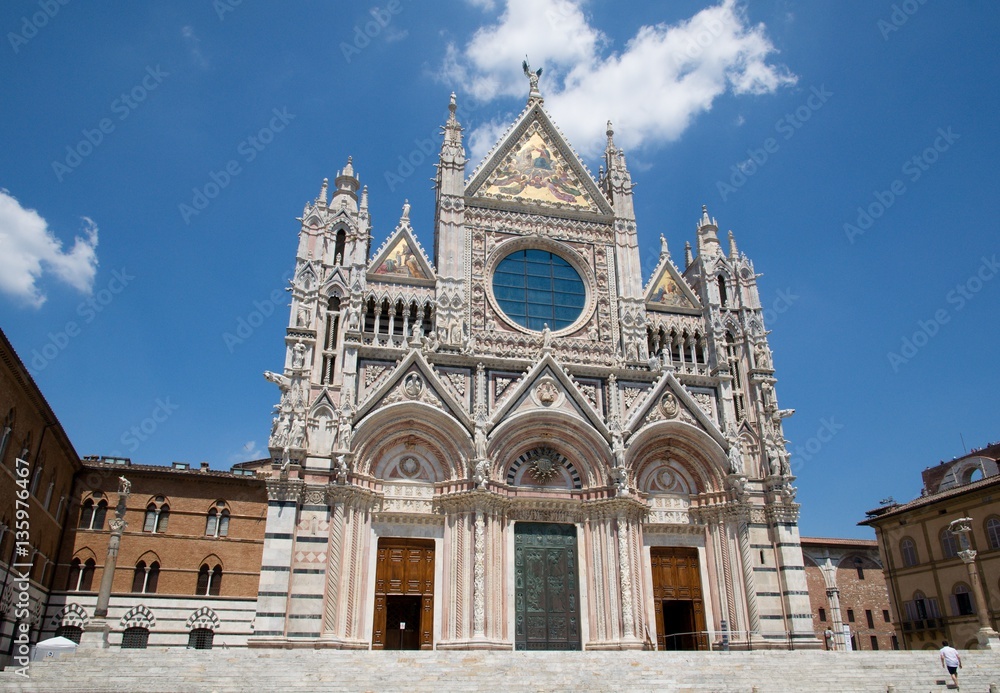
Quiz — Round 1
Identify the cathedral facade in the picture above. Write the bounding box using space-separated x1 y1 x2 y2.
251 79 815 651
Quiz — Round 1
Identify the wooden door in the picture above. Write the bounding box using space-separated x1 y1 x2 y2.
514 522 581 650
372 538 434 649
650 546 706 650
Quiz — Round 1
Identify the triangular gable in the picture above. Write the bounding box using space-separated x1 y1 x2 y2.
644 256 701 312
466 103 613 217
624 371 725 448
368 225 435 285
321 266 351 295
354 349 471 428
489 353 608 438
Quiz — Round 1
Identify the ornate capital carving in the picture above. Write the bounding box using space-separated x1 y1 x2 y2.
265 477 305 503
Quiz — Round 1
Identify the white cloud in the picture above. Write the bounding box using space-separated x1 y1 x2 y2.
182 25 209 69
444 0 796 161
0 189 99 308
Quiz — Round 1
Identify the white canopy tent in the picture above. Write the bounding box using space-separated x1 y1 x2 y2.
30 636 78 661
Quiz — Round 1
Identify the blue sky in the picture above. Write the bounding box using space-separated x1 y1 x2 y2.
1 1 997 539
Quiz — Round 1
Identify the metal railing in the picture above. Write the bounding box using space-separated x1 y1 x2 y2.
660 629 806 652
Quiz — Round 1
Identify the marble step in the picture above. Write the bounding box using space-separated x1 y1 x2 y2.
3 650 998 693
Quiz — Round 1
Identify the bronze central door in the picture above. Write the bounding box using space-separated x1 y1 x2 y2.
372 538 434 649
514 522 581 650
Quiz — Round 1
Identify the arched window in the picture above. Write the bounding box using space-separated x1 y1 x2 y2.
205 502 230 538
725 333 745 420
197 563 223 596
334 228 347 265
55 625 83 644
121 626 149 649
188 628 214 650
900 538 919 567
951 583 975 616
0 408 13 464
940 528 959 559
143 497 169 533
69 557 97 591
717 275 728 307
29 460 44 496
132 561 147 593
80 498 108 530
986 517 1000 550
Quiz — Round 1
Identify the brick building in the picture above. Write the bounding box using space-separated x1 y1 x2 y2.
0 327 81 667
45 457 268 648
801 537 897 652
861 442 1000 651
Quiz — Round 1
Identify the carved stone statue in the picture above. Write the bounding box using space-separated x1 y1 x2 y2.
289 417 306 448
118 476 131 497
767 449 782 477
727 443 743 475
473 458 490 489
541 323 553 349
292 343 306 369
345 306 360 332
336 454 349 484
755 342 772 369
522 59 542 95
474 423 488 460
337 411 352 451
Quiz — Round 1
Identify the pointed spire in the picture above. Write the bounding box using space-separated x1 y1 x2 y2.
685 241 693 270
316 178 329 206
696 204 720 251
728 230 738 260
332 156 360 210
660 234 670 260
606 120 615 150
360 185 368 211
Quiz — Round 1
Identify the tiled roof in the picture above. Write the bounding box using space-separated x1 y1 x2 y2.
800 536 877 547
82 459 265 482
860 472 1000 525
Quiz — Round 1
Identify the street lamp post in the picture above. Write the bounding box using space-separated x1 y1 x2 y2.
948 517 1000 650
80 477 130 649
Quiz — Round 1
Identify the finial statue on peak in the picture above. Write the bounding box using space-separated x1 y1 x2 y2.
522 58 542 99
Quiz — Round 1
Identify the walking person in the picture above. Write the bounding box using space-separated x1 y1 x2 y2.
823 627 835 651
939 640 962 689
